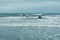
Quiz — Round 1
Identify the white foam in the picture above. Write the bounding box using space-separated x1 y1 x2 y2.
0 16 60 27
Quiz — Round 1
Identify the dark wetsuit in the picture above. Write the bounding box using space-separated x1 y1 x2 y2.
23 14 25 16
38 16 42 19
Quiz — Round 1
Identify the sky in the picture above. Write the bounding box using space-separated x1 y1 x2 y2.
0 0 60 13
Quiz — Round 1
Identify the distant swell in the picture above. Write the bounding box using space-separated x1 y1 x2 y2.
0 13 60 17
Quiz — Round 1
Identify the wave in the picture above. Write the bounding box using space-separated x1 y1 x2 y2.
0 13 60 17
0 16 60 27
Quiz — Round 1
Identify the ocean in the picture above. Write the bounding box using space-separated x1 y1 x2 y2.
0 13 60 40
0 13 60 17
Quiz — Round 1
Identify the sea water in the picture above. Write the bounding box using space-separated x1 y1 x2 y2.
0 13 60 40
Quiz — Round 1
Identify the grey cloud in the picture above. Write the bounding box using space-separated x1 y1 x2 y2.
0 0 60 13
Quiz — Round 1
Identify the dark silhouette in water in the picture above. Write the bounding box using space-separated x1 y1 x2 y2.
22 14 42 19
23 14 25 16
23 14 27 18
38 16 42 19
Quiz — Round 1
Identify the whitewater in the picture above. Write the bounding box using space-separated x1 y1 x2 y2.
0 16 60 27
0 15 60 40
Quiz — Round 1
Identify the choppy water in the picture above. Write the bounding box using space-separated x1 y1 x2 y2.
0 26 60 40
0 13 60 40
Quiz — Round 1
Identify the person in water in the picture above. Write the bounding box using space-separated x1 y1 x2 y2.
38 16 42 19
23 14 27 18
23 14 25 16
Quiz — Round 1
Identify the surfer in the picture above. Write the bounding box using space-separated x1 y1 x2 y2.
23 14 25 16
23 14 27 18
38 16 42 19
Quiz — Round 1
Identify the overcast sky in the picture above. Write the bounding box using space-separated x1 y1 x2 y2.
0 0 60 13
